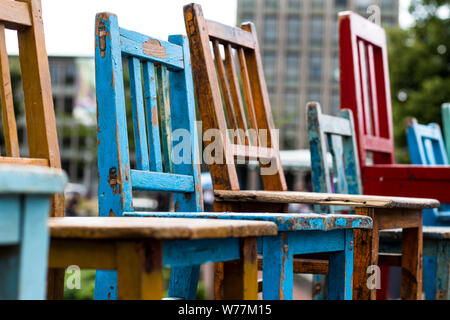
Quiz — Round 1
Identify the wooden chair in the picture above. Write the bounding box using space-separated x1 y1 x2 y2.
179 3 438 300
0 165 66 299
402 117 450 299
380 227 450 300
338 11 450 204
82 12 277 300
0 0 66 299
441 103 450 161
307 102 446 301
338 11 450 299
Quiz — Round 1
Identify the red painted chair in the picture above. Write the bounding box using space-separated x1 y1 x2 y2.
339 11 450 299
339 11 450 203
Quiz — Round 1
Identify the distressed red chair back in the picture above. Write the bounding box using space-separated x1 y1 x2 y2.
0 0 62 216
184 4 287 197
339 11 395 166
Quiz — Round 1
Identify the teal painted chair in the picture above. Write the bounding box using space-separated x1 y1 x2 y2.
0 165 66 299
441 103 450 160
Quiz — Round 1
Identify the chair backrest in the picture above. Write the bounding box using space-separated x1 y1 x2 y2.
406 118 449 165
183 3 287 198
339 11 395 167
307 102 362 213
442 103 450 160
0 0 62 216
95 13 203 217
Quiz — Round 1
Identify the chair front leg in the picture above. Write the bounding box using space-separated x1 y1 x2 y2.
262 233 293 300
116 240 163 300
328 229 354 300
401 224 423 300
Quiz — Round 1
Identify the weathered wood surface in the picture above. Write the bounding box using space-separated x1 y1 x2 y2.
381 227 450 240
214 190 439 209
49 217 277 240
128 212 372 232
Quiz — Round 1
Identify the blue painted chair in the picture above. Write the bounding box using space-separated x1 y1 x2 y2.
92 12 280 300
0 165 66 299
406 117 450 225
404 117 450 299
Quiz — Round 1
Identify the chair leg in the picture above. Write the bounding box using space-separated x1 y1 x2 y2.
312 274 327 299
435 240 449 300
352 228 373 300
218 237 258 300
423 256 437 300
328 230 354 300
94 270 117 300
46 268 66 299
401 226 423 300
169 265 200 299
262 234 293 300
116 240 163 300
18 196 51 300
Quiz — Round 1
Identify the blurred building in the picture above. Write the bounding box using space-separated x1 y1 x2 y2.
237 0 399 149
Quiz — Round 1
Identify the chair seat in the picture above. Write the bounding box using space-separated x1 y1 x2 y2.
214 190 439 210
49 217 277 240
126 212 373 232
380 226 450 240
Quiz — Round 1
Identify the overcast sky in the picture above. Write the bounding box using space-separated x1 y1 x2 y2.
5 0 413 56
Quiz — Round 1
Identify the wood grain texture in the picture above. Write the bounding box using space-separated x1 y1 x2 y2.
0 0 32 29
214 190 439 209
49 217 277 240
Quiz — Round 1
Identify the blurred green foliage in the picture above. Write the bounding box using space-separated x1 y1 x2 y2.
62 268 206 300
388 0 450 163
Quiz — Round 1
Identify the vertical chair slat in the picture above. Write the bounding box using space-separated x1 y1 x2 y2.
0 24 19 157
143 61 163 172
224 44 249 145
168 35 203 212
237 47 258 146
156 65 174 173
212 40 241 145
128 57 149 171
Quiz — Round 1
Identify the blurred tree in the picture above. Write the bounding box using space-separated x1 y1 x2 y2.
387 0 450 163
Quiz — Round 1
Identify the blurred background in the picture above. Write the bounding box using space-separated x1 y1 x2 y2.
1 0 448 299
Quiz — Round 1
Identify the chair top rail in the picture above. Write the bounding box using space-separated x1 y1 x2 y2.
119 27 184 70
0 0 32 30
205 20 255 49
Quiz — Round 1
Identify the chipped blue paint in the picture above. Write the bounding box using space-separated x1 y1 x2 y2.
127 212 373 232
0 165 66 299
